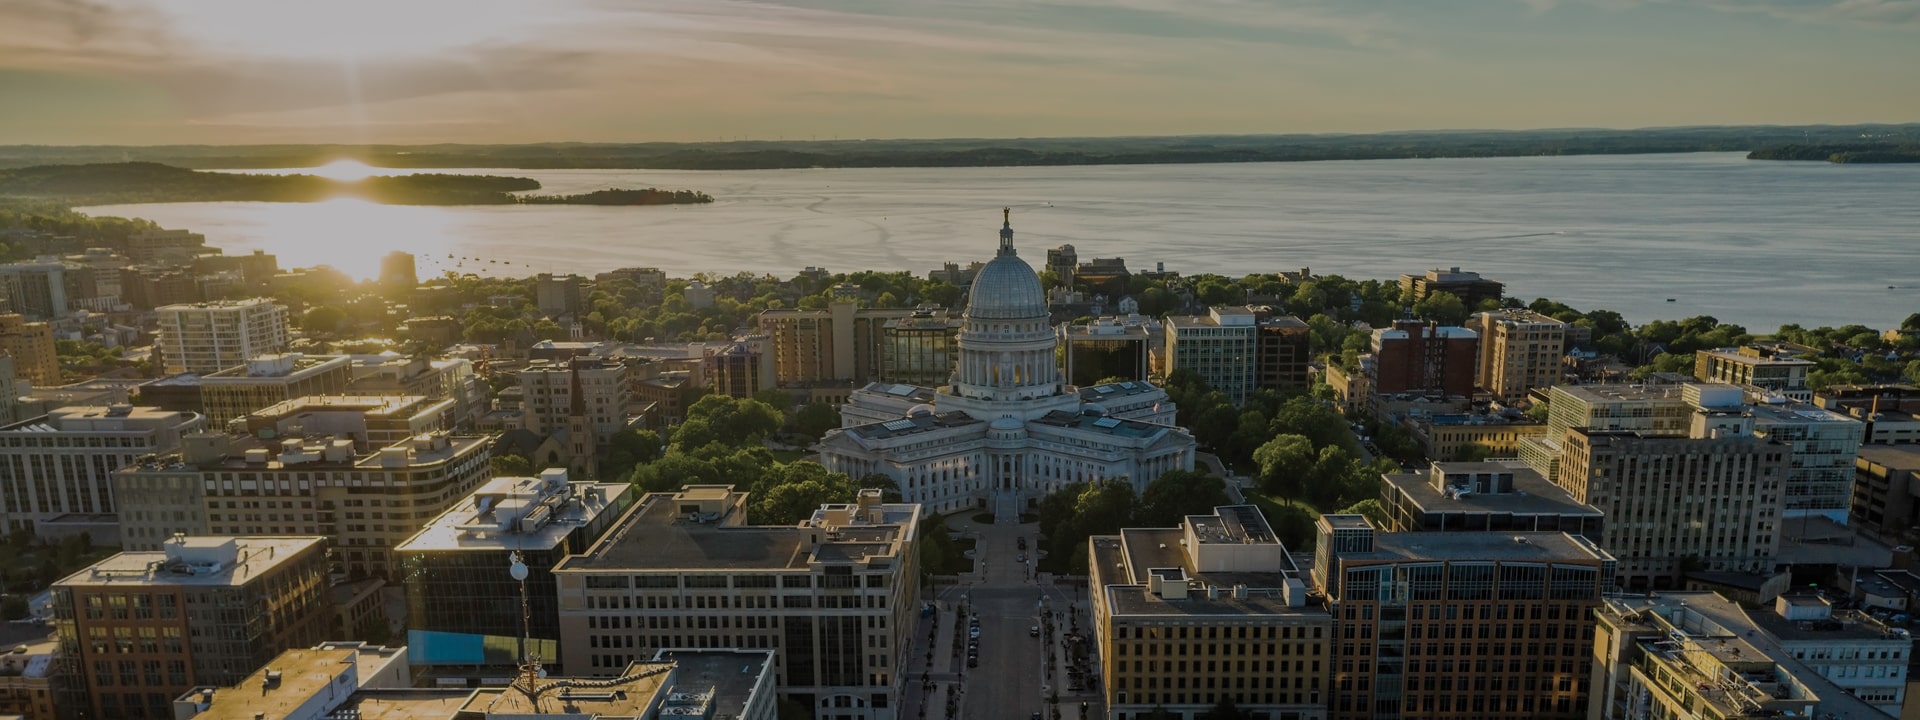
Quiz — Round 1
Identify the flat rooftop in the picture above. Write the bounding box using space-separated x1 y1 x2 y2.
1746 401 1857 426
1 406 195 434
58 536 322 588
1079 381 1162 402
250 394 436 420
1384 465 1601 518
1030 409 1169 439
857 382 939 403
1353 530 1611 564
654 649 775 720
842 410 981 441
1751 606 1900 643
186 644 409 720
203 354 347 380
1090 534 1322 619
318 691 469 720
465 663 671 717
397 479 629 554
1857 444 1920 469
1776 515 1894 567
556 489 915 573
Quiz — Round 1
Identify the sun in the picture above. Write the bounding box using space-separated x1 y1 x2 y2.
306 159 382 182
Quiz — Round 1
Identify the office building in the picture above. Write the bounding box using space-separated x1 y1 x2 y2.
879 307 961 387
346 354 488 429
552 485 919 720
0 405 202 533
397 469 633 670
1556 416 1786 589
1696 344 1817 402
1311 515 1615 720
682 280 715 309
518 358 631 444
110 430 492 578
1088 505 1332 720
1368 320 1479 399
1749 595 1912 715
50 535 333 720
1853 445 1920 547
119 266 201 310
1591 592 1899 720
169 642 776 720
704 334 777 399
0 261 72 319
1165 306 1260 406
1255 310 1313 392
0 636 57 720
1471 309 1568 403
1398 267 1503 308
1060 316 1155 387
0 313 58 387
122 229 206 263
820 212 1196 514
378 251 417 291
1746 399 1864 521
156 299 290 374
239 394 453 449
755 301 920 388
1380 460 1603 538
535 273 588 317
198 353 353 428
1401 412 1546 461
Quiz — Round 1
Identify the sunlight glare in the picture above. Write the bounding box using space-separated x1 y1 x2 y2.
306 159 382 182
257 197 457 280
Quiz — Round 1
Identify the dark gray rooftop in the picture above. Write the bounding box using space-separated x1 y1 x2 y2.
842 410 981 441
1384 466 1601 518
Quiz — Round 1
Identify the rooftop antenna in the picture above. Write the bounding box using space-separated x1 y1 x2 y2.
507 483 550 712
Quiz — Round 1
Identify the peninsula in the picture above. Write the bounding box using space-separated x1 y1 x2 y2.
0 162 714 207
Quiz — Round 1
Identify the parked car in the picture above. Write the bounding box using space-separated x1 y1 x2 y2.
1029 625 1041 637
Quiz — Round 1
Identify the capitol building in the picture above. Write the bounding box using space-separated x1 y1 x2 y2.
818 210 1198 516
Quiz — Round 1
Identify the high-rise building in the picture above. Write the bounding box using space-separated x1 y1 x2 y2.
755 301 920 388
1311 514 1616 720
1398 267 1503 308
0 313 59 387
1060 316 1154 387
1695 344 1817 402
1471 309 1568 404
397 469 633 672
704 334 776 399
156 299 290 374
819 212 1195 515
377 251 417 291
552 485 919 720
0 260 73 319
1254 310 1313 392
1369 319 1478 398
1591 592 1900 720
110 430 492 578
1165 306 1260 406
0 405 203 533
197 353 353 428
122 229 206 263
1556 418 1786 589
879 307 961 387
535 273 588 317
1088 505 1332 720
1854 445 1920 546
1523 383 1860 521
51 535 333 720
0 635 57 720
238 394 453 449
518 358 631 443
1380 460 1603 537
345 354 487 429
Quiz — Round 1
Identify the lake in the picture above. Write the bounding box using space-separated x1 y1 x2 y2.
80 152 1920 332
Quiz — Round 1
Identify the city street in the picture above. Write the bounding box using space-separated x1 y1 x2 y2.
901 510 1103 720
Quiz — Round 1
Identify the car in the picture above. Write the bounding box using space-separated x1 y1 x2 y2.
1018 537 1028 550
967 657 978 668
1029 625 1041 637
1031 714 1043 720
969 627 981 639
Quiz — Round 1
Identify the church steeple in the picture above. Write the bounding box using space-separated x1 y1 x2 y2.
998 207 1015 256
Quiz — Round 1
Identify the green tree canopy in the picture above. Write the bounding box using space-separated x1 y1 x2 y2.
1137 470 1231 528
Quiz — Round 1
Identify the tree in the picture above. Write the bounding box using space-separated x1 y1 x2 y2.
1411 291 1468 326
0 596 27 621
1137 470 1230 527
491 454 532 477
793 403 842 442
749 476 855 525
302 305 347 333
1451 444 1496 462
1253 434 1316 498
1337 499 1390 526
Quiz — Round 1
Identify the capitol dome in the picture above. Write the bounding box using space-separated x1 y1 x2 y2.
965 209 1047 320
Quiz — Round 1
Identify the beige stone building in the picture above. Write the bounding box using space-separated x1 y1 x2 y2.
111 430 492 579
1089 505 1332 720
198 353 353 427
156 298 289 374
1470 309 1567 403
0 313 58 387
755 300 919 387
552 485 919 720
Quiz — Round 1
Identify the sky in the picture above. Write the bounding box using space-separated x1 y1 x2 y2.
0 0 1915 145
